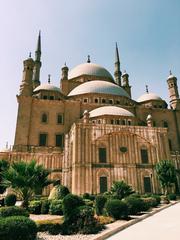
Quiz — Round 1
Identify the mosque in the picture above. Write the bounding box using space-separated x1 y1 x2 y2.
0 33 180 195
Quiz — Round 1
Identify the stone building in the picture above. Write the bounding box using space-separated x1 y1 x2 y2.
1 33 180 195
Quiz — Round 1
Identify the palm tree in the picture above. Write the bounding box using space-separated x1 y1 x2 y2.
110 180 134 199
155 160 177 195
1 160 53 208
0 159 10 194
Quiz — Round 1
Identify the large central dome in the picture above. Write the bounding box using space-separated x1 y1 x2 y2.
68 63 113 80
68 80 130 98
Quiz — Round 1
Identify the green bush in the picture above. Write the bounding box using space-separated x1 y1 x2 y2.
37 220 62 235
110 181 134 200
41 200 50 214
28 200 42 214
76 206 103 234
83 193 95 201
95 195 107 215
151 195 161 205
168 193 177 200
105 199 128 219
49 200 63 215
48 185 70 200
62 194 85 221
125 196 145 215
0 206 29 217
4 194 17 206
0 216 37 240
84 199 94 207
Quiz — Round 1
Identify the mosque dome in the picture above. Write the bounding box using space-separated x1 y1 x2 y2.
33 83 61 93
89 106 134 118
68 80 130 98
137 92 162 102
68 62 113 80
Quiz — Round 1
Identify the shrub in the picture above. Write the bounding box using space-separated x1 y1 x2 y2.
151 195 161 205
0 216 37 240
0 206 29 217
110 181 134 200
36 219 62 235
161 195 170 204
28 200 42 214
49 200 63 215
4 194 17 206
125 196 145 215
76 206 103 234
41 200 50 214
48 185 70 200
168 193 177 200
105 199 128 219
84 199 94 207
95 195 107 215
83 193 95 201
62 194 84 221
96 215 114 225
142 197 157 209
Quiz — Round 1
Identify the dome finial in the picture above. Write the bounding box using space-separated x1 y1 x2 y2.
169 70 172 75
87 55 91 63
146 85 149 93
29 52 31 58
48 74 51 84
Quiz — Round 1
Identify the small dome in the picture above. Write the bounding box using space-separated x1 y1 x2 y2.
68 63 113 80
89 106 134 118
137 92 162 102
68 80 130 98
146 114 152 121
33 84 61 93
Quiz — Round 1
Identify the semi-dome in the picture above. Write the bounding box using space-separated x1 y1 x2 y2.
68 63 113 80
137 92 162 102
68 80 130 98
33 83 61 93
89 106 134 118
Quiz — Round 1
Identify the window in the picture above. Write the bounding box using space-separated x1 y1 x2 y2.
168 139 172 151
116 119 120 125
50 96 54 100
99 148 107 163
109 99 113 104
116 100 120 104
122 120 126 125
153 121 156 127
57 114 63 124
43 95 48 99
102 99 106 103
83 98 88 103
141 149 148 164
100 177 107 193
39 133 47 146
95 98 98 103
56 134 64 147
144 177 152 193
163 121 168 128
41 113 48 123
127 120 131 125
111 119 114 124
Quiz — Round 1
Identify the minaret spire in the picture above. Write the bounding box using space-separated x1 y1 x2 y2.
114 42 121 86
32 31 42 89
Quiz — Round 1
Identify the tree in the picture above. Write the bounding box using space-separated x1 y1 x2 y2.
0 159 10 194
1 160 53 208
155 160 177 195
110 180 134 200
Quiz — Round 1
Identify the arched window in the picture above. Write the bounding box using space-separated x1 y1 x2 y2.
100 176 107 193
102 99 106 103
163 121 168 128
41 113 48 123
140 148 149 164
95 98 99 103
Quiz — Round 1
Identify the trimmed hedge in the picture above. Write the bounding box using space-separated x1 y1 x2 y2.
41 200 50 214
48 185 70 200
49 200 63 215
105 199 128 219
0 206 29 217
95 195 107 216
37 219 62 235
125 196 145 215
168 193 176 200
4 194 17 206
0 216 37 240
28 200 42 214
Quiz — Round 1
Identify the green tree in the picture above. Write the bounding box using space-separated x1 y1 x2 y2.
110 180 134 200
155 160 177 195
1 160 53 208
0 159 10 194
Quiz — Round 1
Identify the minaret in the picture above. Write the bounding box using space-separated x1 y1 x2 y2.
60 63 69 95
19 53 34 96
122 70 132 98
167 71 180 109
32 31 42 89
114 43 121 86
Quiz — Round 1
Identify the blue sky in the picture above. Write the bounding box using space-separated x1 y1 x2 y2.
0 0 180 149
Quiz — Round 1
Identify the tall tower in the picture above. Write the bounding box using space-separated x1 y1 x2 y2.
167 71 180 109
19 54 34 96
32 31 41 89
122 70 131 98
60 63 69 95
114 43 121 86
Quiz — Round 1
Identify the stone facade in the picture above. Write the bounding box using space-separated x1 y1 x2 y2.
0 34 180 195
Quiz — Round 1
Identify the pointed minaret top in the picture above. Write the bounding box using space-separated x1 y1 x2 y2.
87 55 91 63
35 31 41 61
115 42 120 63
48 74 51 84
146 85 149 93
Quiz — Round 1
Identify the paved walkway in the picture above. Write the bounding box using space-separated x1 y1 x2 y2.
107 202 180 240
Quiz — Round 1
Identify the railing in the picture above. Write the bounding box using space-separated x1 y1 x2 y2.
12 145 64 153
